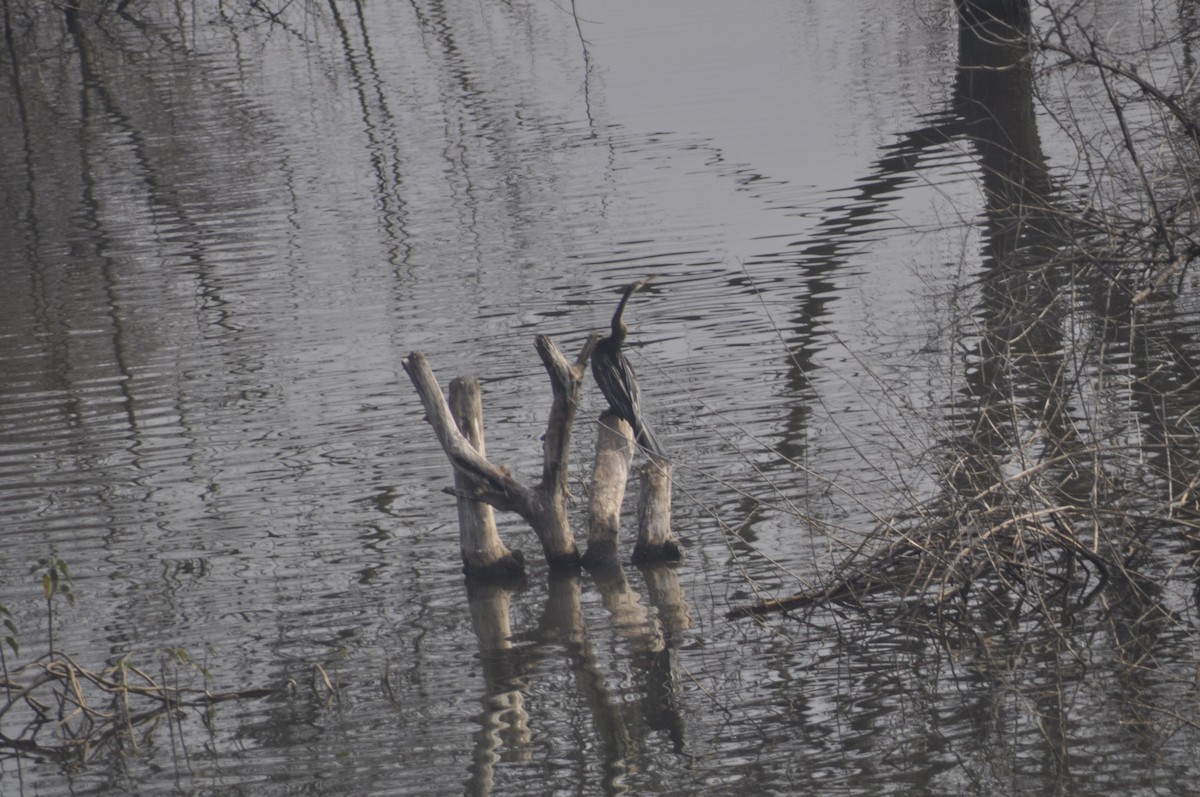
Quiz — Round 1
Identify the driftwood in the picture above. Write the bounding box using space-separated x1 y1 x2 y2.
403 334 595 569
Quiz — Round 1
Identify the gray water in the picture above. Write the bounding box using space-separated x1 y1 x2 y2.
2 1 1199 794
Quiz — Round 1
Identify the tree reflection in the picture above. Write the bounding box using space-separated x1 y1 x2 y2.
754 0 1200 617
460 565 691 796
743 0 1200 790
464 579 531 797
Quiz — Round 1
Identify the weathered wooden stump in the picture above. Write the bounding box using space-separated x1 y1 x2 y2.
448 377 525 579
581 415 635 569
633 458 681 563
403 335 594 570
582 410 680 566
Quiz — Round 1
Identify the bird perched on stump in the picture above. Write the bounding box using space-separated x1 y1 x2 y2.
592 278 665 460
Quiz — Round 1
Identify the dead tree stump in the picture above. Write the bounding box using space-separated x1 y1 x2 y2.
448 377 524 579
581 415 635 569
633 459 681 563
582 412 681 566
403 335 595 570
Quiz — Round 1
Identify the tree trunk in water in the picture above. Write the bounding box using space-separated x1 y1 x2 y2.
449 377 525 579
402 336 593 571
582 415 635 568
633 459 681 563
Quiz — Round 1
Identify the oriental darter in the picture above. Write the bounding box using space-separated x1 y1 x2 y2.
591 279 665 460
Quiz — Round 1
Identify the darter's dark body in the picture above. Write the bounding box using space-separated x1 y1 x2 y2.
592 280 664 459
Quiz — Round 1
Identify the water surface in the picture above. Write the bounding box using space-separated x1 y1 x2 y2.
1 1 1198 795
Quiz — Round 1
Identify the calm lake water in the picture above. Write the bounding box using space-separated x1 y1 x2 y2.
2 1 1199 794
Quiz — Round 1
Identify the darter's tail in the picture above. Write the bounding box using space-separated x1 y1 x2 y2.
634 419 665 461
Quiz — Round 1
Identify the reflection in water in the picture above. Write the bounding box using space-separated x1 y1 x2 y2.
465 580 531 797
325 1 414 272
461 564 692 796
2 0 1200 795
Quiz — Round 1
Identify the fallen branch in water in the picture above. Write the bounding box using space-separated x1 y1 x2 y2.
0 651 291 764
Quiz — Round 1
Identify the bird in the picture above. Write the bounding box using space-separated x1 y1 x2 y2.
591 278 665 460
